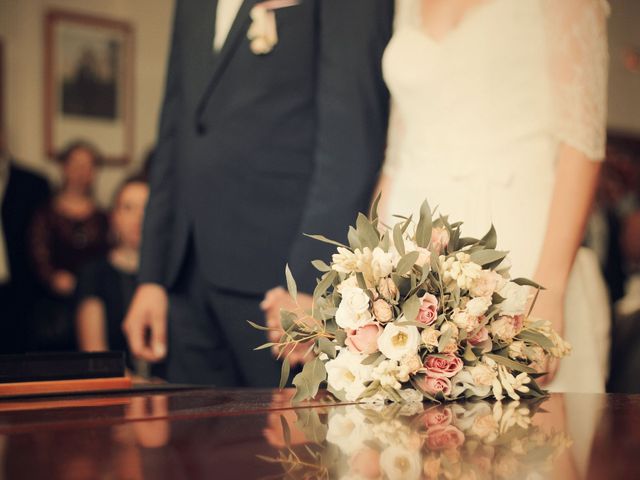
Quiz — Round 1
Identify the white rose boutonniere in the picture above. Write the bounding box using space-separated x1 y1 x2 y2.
248 0 300 55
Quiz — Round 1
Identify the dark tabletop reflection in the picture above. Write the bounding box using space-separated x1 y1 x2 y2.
2 390 640 479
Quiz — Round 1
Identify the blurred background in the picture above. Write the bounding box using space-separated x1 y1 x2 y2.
0 0 639 390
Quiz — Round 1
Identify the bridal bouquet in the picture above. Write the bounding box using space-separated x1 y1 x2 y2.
261 399 571 479
252 198 570 403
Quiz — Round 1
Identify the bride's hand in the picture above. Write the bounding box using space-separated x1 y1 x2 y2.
528 286 565 386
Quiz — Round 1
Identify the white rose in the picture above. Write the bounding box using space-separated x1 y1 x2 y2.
336 274 359 294
498 282 531 316
466 296 492 317
335 286 374 330
371 247 396 280
377 323 421 361
325 349 372 401
380 446 422 480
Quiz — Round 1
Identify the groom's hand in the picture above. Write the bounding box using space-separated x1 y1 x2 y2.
123 283 169 362
261 287 314 365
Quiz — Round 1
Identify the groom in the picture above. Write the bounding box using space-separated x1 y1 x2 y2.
124 0 393 386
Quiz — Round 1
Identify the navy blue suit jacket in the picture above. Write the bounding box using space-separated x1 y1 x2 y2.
140 0 393 294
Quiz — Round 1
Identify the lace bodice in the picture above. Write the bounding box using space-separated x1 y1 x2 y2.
384 0 609 177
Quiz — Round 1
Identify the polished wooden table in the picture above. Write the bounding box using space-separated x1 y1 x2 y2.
0 387 638 479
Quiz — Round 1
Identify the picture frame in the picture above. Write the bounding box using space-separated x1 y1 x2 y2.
44 10 134 164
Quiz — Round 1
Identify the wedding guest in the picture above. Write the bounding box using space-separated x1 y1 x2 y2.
124 0 393 387
30 140 108 351
0 125 51 353
76 176 150 372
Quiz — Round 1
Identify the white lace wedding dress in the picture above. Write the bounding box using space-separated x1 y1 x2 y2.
383 0 610 393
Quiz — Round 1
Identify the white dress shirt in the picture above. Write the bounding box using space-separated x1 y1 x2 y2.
213 0 244 51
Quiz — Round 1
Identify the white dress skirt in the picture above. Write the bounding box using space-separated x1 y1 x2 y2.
382 0 611 393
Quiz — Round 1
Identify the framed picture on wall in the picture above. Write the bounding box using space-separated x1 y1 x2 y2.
44 10 134 164
0 38 4 130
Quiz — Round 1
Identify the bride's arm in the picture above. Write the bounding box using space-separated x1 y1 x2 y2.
533 146 601 320
535 0 609 383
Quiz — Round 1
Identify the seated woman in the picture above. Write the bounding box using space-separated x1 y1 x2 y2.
75 176 153 375
30 140 108 350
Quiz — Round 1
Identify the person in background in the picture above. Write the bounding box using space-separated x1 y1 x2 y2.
75 176 154 375
29 140 108 351
0 125 51 353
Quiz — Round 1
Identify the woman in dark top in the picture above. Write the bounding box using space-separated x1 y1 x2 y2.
29 140 108 350
76 177 149 372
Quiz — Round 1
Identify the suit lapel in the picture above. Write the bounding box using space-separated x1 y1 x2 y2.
197 0 259 119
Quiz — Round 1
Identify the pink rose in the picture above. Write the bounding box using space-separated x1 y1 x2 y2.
345 323 383 354
425 425 465 451
417 375 453 397
424 355 463 378
417 293 439 325
423 406 453 428
468 327 489 346
430 228 450 255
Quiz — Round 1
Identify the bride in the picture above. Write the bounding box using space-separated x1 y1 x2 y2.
378 0 610 393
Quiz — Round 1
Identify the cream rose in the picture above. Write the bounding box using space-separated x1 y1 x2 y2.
466 296 492 317
470 270 504 298
490 315 524 341
377 323 421 361
372 299 394 323
377 277 399 301
421 327 441 349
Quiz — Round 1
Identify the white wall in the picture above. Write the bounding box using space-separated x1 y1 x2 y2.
0 0 174 206
608 0 640 135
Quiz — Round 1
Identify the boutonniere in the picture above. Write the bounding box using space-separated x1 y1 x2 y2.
247 0 300 55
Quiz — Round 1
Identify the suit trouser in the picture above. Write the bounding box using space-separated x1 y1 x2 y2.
166 244 281 387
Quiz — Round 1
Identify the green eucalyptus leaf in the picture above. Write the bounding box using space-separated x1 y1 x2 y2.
512 277 546 290
402 294 421 322
280 415 292 447
317 337 337 359
485 353 537 374
311 259 331 272
481 224 497 249
247 320 271 332
469 249 508 267
370 192 382 224
393 224 406 256
396 251 419 276
279 357 291 389
415 199 433 248
348 226 362 250
304 234 349 249
518 329 555 351
356 213 380 249
285 264 298 302
280 310 297 332
314 271 338 302
292 357 327 402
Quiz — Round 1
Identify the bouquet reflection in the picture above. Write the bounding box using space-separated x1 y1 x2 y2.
261 397 571 479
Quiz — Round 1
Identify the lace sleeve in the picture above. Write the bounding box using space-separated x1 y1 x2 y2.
543 0 610 161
